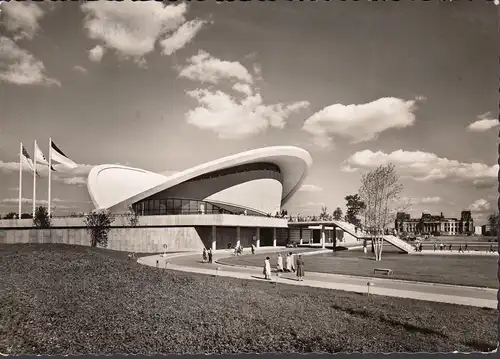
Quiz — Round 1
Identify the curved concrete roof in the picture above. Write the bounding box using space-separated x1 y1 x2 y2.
87 146 313 211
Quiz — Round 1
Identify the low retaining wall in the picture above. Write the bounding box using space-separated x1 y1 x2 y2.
0 227 206 253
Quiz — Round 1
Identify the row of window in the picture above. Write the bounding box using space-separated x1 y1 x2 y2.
132 198 265 217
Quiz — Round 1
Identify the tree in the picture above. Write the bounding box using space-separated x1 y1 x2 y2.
84 210 115 247
358 163 409 261
319 206 331 221
125 205 140 227
487 213 499 236
333 207 343 221
3 212 18 219
33 206 51 228
344 194 365 227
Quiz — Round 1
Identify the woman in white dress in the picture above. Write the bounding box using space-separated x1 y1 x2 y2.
277 253 284 272
263 257 271 280
285 253 292 272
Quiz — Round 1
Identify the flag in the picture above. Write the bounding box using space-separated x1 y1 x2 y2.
35 142 56 171
21 146 40 177
50 141 77 169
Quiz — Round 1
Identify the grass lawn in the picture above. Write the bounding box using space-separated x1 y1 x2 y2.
220 245 499 288
1 244 498 354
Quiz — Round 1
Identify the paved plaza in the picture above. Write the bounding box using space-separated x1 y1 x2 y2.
138 247 498 309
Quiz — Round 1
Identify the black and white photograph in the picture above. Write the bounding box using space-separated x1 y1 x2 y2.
0 0 498 355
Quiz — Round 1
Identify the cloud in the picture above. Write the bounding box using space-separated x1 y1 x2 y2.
342 149 498 188
179 50 253 84
81 1 205 64
232 83 253 97
73 65 88 74
88 45 105 63
298 184 323 192
185 88 309 139
0 161 93 177
293 201 326 209
1 2 45 40
1 197 78 210
253 63 262 80
468 198 492 213
61 176 87 186
466 112 499 132
160 19 207 56
403 196 442 205
302 97 422 148
0 36 60 86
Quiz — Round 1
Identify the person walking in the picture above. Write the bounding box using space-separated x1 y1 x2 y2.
433 242 437 252
277 253 284 272
296 254 305 281
464 243 469 252
489 244 494 253
448 244 452 252
439 242 444 251
263 257 271 280
208 248 213 263
251 243 255 255
202 248 207 263
458 244 463 253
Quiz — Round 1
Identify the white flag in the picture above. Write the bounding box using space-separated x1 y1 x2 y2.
35 142 49 165
50 141 77 169
21 145 40 177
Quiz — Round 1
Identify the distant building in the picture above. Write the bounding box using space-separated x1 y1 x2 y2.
474 226 482 235
481 224 494 236
395 211 474 236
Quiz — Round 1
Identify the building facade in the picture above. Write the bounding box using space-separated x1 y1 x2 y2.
395 211 474 236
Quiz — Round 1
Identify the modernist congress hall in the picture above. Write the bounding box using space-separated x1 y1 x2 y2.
87 146 323 250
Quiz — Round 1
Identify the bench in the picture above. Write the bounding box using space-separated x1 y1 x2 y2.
374 268 393 275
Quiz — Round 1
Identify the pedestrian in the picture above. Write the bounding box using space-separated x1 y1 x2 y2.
263 257 271 280
208 248 213 263
251 243 255 255
439 243 444 251
490 244 494 253
433 242 437 252
285 253 292 272
296 254 305 281
202 248 207 263
277 253 284 272
419 243 423 252
458 244 463 253
448 244 452 252
465 243 469 252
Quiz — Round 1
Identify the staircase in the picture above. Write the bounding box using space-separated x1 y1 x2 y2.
382 235 414 253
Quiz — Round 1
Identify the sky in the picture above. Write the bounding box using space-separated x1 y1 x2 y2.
0 0 498 225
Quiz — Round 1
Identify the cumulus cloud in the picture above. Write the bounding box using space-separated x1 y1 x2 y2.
88 45 105 63
298 184 323 192
342 149 498 188
402 196 442 205
1 2 45 40
73 65 88 74
468 198 492 213
302 97 422 148
81 1 206 64
185 89 309 139
232 83 253 97
0 36 60 86
179 50 253 84
160 19 207 56
466 112 499 132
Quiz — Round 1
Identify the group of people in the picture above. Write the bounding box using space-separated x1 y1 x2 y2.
263 252 305 281
202 247 213 263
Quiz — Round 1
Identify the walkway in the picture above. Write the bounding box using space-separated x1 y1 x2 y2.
138 248 498 310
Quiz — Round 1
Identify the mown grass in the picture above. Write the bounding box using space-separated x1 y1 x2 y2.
0 244 497 354
221 246 499 288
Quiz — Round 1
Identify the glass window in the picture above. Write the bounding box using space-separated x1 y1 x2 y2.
154 200 160 214
159 200 166 215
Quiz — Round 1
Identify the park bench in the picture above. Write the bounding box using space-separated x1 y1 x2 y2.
374 268 393 276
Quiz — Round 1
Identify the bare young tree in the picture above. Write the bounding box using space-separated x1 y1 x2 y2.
125 205 140 227
319 206 330 221
359 163 409 261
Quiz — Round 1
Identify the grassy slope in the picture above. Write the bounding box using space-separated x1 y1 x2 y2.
221 246 499 288
0 244 497 354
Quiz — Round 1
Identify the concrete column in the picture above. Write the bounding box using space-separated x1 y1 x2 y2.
211 226 216 251
299 228 303 245
321 225 326 249
236 226 241 248
256 227 260 248
273 227 277 247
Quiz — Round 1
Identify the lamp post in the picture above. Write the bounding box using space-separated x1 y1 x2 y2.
163 244 167 258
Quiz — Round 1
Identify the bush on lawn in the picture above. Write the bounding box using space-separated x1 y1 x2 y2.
83 210 115 247
33 206 51 229
1 244 498 355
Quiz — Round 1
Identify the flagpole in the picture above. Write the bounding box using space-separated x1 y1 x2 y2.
18 142 23 219
48 137 52 217
33 140 37 218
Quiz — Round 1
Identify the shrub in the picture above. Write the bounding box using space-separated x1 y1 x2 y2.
3 212 17 219
33 206 51 228
83 210 115 247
